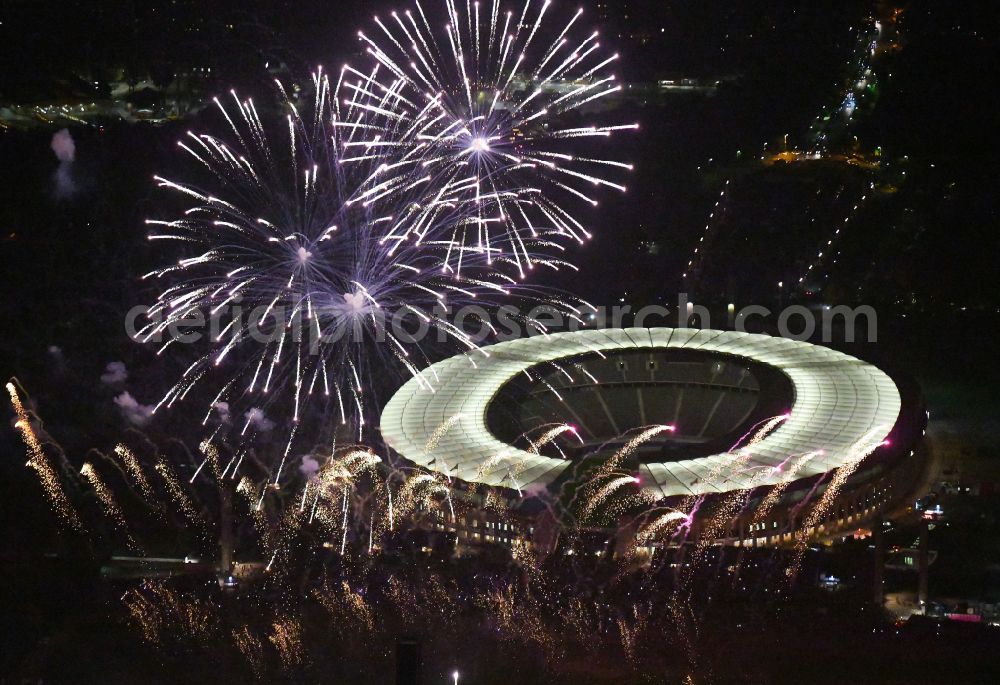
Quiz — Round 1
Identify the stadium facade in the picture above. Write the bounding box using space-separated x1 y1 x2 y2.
380 328 925 552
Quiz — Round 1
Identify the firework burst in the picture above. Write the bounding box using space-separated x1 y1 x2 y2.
139 63 604 480
354 0 635 280
140 77 457 444
137 15 624 478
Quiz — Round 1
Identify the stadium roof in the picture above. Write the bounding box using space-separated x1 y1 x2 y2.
379 328 901 497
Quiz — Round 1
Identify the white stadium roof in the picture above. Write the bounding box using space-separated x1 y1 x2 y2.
379 328 901 497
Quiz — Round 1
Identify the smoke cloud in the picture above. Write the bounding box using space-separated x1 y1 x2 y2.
244 408 275 433
100 361 128 384
50 128 77 198
213 401 231 423
51 129 76 162
114 391 155 426
299 455 321 478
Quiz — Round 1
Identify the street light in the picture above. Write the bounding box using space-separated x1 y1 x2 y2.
452 670 460 685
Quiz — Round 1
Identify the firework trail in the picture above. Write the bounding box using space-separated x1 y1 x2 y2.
122 581 218 647
237 475 272 546
669 415 791 579
527 422 578 454
333 448 383 476
423 414 464 473
7 382 85 533
715 451 825 584
598 424 674 477
392 472 450 524
191 440 223 483
750 450 825 526
618 602 652 668
115 444 158 503
355 0 634 279
562 595 602 652
635 509 689 545
557 425 675 531
470 423 578 494
426 414 463 450
673 414 789 532
482 486 509 516
80 462 141 550
339 484 351 554
787 428 890 579
510 536 545 573
474 451 516 480
580 474 640 523
269 617 304 671
697 439 807 555
155 459 205 533
665 414 789 683
313 579 376 634
232 626 266 679
298 448 383 541
666 596 701 682
728 413 790 454
487 584 558 660
612 506 689 573
471 450 528 495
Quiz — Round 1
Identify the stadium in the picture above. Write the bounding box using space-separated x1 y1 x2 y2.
380 328 926 551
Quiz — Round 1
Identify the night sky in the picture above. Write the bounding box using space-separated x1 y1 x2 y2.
2 2 999 683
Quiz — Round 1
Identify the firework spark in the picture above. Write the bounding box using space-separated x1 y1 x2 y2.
528 422 578 454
